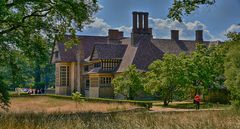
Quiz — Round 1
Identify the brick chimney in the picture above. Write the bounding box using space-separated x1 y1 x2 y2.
131 11 152 46
171 30 179 40
195 30 203 42
108 29 123 44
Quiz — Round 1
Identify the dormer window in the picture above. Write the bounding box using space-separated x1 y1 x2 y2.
54 51 59 58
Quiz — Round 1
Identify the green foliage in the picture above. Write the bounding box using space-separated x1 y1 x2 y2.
188 44 226 96
168 0 215 22
47 94 152 109
112 65 144 100
144 54 189 106
72 91 84 108
0 75 10 111
10 92 30 97
144 43 227 105
224 33 240 108
0 0 99 110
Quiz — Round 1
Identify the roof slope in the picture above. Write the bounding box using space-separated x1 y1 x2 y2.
151 39 211 54
117 37 164 72
54 36 107 62
132 38 164 71
91 44 127 60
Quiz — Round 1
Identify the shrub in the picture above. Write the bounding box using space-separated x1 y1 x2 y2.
72 92 84 108
46 94 152 109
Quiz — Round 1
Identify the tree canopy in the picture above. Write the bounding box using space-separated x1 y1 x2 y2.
168 0 216 22
224 32 240 108
112 65 144 100
0 0 99 110
144 54 189 106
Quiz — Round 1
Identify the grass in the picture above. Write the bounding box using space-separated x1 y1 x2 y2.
0 96 238 128
153 101 231 110
0 96 139 113
0 110 239 129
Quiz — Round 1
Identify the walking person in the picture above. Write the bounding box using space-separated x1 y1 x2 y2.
194 94 201 110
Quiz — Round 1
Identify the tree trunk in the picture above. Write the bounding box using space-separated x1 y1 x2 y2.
129 87 134 100
163 99 169 106
9 54 18 88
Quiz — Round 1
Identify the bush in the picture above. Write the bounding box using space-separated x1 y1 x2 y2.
231 100 240 111
205 89 230 104
46 94 152 109
10 92 31 97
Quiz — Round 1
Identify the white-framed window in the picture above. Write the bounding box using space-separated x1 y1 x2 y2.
100 77 112 87
60 66 70 86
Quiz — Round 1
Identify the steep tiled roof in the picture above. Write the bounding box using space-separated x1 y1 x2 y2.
132 38 164 70
117 38 164 72
54 36 108 62
117 38 215 72
90 44 127 60
151 39 211 54
117 43 138 72
53 35 218 73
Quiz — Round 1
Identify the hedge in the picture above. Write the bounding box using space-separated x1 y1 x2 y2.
10 92 30 97
9 93 153 109
46 94 153 109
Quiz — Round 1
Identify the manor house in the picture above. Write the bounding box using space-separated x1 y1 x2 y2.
51 12 219 98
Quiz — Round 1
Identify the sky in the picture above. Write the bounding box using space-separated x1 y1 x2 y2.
78 0 240 41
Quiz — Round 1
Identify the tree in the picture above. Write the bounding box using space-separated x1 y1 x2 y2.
0 75 10 111
112 65 143 100
187 44 226 97
0 0 99 109
168 0 216 22
144 54 189 106
224 33 240 108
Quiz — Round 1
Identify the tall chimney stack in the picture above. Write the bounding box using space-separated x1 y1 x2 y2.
144 13 148 31
138 13 143 30
131 11 152 46
132 12 137 33
171 30 179 40
196 30 203 42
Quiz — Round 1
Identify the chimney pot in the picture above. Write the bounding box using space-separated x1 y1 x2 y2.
171 30 179 40
108 29 123 40
196 30 203 42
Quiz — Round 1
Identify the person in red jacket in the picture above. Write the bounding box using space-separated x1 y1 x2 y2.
194 94 201 110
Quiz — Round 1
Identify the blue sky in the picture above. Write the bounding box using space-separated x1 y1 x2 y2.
79 0 240 41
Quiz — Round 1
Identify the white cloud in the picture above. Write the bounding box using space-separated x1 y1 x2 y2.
83 17 111 36
225 24 240 33
149 17 214 40
80 17 217 41
115 26 132 36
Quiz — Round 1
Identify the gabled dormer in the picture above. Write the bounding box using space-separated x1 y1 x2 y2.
87 44 127 73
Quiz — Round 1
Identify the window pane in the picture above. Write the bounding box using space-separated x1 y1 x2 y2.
60 66 70 86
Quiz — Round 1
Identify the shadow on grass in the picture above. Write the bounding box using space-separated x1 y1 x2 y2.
158 102 231 109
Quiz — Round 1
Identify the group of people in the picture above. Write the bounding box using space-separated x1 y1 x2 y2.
28 88 45 94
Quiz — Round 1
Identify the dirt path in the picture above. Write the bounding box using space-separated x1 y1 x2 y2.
149 106 225 113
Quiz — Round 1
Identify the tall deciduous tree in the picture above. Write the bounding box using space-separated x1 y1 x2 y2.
144 54 189 106
0 75 9 111
0 0 99 109
224 32 240 108
112 65 143 100
188 44 226 97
